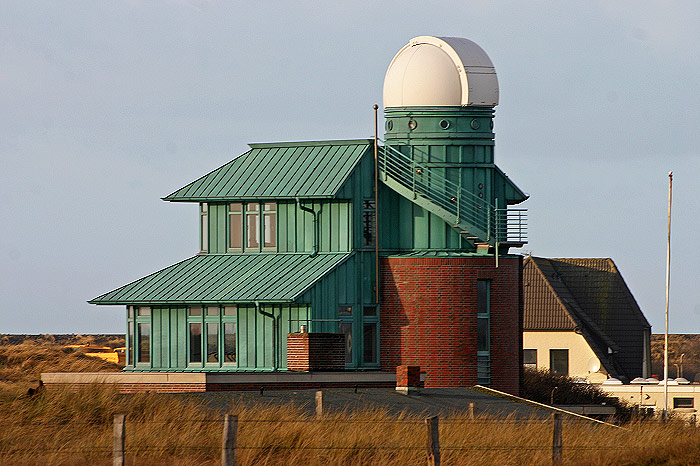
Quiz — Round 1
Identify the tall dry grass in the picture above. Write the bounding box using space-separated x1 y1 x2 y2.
2 342 700 465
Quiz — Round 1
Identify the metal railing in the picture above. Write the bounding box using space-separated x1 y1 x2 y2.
378 142 527 245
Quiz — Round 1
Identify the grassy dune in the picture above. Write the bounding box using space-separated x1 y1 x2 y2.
1 341 700 465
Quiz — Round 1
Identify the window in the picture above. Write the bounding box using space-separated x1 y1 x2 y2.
224 322 236 362
477 281 490 352
246 203 259 249
137 323 150 363
200 203 208 252
263 203 276 249
363 322 377 364
523 349 537 368
187 304 237 367
674 398 694 409
127 305 151 366
230 202 277 252
476 280 491 386
207 323 219 363
550 349 569 376
339 322 353 364
189 323 202 363
228 203 242 250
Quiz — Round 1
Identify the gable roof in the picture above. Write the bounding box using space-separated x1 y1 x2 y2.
524 257 651 380
89 253 351 305
163 140 372 202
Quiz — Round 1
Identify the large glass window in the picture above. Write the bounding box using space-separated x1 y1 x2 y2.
228 202 277 252
187 304 237 367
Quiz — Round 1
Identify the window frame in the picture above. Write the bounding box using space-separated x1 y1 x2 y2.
549 349 569 376
129 306 151 367
523 349 537 368
187 304 237 369
362 305 379 367
673 397 694 409
227 202 277 253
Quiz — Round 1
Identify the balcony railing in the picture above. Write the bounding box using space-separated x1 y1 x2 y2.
378 142 527 245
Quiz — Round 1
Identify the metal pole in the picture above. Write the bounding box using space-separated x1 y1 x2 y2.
373 104 380 306
663 171 672 422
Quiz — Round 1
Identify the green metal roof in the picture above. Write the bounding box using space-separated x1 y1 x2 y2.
89 253 352 305
163 140 372 202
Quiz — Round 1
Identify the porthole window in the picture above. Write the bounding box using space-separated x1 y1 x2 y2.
439 119 450 130
470 119 480 130
386 120 393 131
408 120 417 130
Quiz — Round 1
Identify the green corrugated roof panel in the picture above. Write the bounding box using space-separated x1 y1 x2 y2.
163 140 372 201
90 253 352 304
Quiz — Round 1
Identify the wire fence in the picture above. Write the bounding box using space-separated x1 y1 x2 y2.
0 412 640 466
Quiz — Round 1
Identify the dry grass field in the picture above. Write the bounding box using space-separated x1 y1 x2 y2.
1 337 700 465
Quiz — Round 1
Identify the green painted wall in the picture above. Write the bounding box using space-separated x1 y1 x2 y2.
205 200 351 254
130 303 310 371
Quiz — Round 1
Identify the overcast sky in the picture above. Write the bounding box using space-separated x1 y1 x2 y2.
2 1 699 334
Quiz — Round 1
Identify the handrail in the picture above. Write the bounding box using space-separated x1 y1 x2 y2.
378 140 527 245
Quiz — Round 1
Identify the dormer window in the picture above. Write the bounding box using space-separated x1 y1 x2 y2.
228 202 277 252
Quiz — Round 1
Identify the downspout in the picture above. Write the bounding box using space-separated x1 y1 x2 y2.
373 104 380 304
256 301 277 371
297 198 318 257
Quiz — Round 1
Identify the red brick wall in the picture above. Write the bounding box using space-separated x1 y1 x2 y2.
287 333 345 371
380 256 523 394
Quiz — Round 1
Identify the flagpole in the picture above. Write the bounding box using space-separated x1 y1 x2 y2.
663 171 672 422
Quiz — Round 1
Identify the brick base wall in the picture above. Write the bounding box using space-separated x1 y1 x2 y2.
287 333 345 371
380 256 523 394
43 380 394 393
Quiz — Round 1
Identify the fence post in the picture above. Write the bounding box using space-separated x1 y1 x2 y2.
113 413 125 466
552 413 562 466
222 414 238 466
425 415 440 466
315 390 323 417
468 402 476 420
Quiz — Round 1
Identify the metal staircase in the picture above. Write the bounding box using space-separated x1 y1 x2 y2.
378 142 527 248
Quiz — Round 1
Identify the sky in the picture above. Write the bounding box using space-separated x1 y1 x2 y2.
2 1 700 334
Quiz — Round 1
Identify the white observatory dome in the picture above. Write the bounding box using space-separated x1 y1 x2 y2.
383 36 499 108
